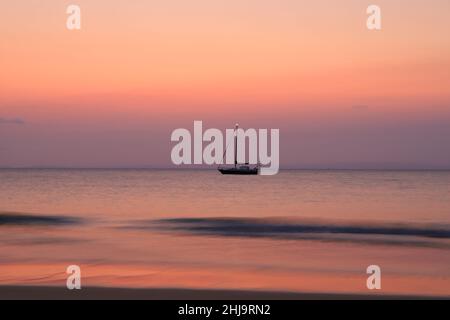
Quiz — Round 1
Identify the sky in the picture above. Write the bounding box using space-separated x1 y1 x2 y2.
1 0 450 168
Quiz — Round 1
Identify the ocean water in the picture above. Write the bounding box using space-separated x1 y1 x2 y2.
0 169 449 296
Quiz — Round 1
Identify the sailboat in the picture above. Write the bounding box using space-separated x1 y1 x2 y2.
218 124 259 175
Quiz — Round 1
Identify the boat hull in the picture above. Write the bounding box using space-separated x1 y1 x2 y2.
218 168 258 175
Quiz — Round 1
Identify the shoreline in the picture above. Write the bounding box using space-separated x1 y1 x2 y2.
0 286 447 300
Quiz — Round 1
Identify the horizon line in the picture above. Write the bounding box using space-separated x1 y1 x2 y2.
1 167 450 171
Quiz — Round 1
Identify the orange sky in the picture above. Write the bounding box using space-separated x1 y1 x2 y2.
1 0 450 168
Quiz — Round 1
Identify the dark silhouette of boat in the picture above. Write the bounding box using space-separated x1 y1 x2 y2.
218 124 259 175
218 164 258 175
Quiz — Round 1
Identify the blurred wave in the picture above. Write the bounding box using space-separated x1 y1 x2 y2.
132 217 450 249
0 212 81 226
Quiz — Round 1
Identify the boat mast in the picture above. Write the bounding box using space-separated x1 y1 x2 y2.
234 123 238 168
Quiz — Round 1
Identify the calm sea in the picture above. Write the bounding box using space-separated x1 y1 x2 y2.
1 169 449 296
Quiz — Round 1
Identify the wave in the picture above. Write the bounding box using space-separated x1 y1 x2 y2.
133 217 450 249
0 212 81 226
